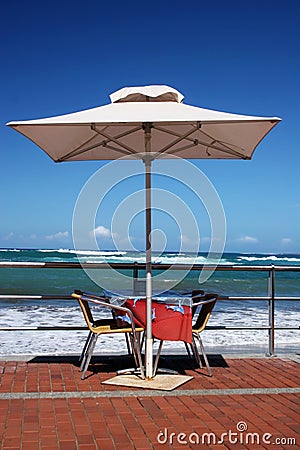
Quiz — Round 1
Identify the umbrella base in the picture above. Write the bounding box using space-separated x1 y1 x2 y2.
103 373 193 391
117 366 178 379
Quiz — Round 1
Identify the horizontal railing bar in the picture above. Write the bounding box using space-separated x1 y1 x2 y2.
0 295 74 300
0 326 298 332
0 327 88 331
0 295 299 302
1 261 300 272
205 326 299 330
221 296 300 301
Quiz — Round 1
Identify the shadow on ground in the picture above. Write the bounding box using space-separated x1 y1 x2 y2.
28 353 229 377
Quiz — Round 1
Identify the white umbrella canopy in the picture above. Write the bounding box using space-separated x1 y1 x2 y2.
7 85 281 379
7 85 280 163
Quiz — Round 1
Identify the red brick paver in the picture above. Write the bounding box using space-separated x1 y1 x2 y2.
0 356 299 449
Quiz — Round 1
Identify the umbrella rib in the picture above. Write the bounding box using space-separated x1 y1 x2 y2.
57 133 105 161
164 139 248 159
197 128 247 158
58 142 107 161
96 124 142 142
154 125 198 143
92 124 140 155
150 124 200 159
57 125 142 161
154 124 247 158
206 143 248 159
157 142 202 157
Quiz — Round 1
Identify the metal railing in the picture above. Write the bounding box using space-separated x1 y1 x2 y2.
0 262 299 356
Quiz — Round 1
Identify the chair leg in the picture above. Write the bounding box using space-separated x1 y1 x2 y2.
195 333 212 377
153 340 164 376
131 331 145 379
81 334 98 380
191 336 202 368
79 331 92 365
139 331 145 352
128 332 138 366
135 332 145 379
185 342 192 358
118 331 145 379
125 333 131 354
80 331 94 372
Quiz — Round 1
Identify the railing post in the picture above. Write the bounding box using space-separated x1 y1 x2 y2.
133 261 138 294
133 261 139 281
267 265 276 356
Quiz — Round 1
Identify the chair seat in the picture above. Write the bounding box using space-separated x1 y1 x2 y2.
92 318 117 328
92 318 143 333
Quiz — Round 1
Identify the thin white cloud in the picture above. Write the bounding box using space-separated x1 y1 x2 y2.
280 238 292 245
237 236 258 243
46 231 69 240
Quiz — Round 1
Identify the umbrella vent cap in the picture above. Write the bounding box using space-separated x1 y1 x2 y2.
110 85 184 104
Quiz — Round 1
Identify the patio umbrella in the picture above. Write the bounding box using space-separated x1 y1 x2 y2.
7 85 281 378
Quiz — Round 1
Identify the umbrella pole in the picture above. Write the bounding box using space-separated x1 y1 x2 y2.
143 123 153 379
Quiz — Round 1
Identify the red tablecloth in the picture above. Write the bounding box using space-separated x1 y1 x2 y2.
125 298 192 344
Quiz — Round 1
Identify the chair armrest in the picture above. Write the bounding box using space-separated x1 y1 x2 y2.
72 291 142 332
192 294 218 308
73 289 110 301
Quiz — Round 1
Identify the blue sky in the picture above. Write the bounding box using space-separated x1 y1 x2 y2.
1 0 299 253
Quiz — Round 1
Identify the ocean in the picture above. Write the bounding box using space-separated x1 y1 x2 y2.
0 249 299 356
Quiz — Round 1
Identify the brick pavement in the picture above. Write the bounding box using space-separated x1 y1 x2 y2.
0 355 299 449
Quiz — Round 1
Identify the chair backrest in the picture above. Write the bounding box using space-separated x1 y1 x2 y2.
193 294 217 333
191 289 205 316
76 295 137 333
77 298 95 331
